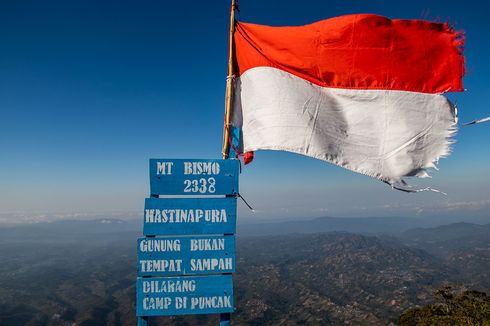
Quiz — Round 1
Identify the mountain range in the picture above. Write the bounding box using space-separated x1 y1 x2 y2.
0 217 488 325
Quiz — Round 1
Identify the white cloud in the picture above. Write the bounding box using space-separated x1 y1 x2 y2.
0 210 140 225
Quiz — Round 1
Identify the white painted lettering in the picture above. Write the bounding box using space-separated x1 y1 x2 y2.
140 259 182 273
144 209 228 224
156 162 173 175
190 238 225 251
139 239 181 252
190 258 233 271
190 295 232 309
183 162 220 175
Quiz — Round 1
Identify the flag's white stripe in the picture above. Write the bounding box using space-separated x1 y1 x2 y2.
232 67 457 185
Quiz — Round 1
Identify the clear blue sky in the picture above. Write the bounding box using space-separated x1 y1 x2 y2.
1 0 489 224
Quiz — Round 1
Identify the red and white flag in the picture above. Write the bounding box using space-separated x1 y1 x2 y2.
231 14 464 190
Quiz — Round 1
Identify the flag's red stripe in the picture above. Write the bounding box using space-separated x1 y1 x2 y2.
234 14 464 94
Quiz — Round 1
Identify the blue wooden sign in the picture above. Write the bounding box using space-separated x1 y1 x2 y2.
143 197 236 236
137 235 235 276
149 159 239 196
136 275 234 316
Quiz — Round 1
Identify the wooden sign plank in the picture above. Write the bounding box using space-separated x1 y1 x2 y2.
136 275 234 316
149 159 239 196
143 197 236 236
137 235 236 276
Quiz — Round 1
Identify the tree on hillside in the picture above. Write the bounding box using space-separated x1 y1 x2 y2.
399 285 490 326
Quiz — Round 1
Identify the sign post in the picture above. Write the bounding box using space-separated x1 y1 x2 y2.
136 159 239 325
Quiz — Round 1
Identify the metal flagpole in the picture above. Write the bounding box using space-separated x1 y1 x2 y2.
221 0 238 160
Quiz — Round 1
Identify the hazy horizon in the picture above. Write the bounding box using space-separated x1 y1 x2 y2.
1 207 489 227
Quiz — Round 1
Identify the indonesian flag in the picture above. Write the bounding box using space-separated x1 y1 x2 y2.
231 14 464 190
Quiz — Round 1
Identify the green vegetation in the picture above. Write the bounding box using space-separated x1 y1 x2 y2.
399 285 490 326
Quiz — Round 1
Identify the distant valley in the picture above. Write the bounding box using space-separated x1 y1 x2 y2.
0 217 488 325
